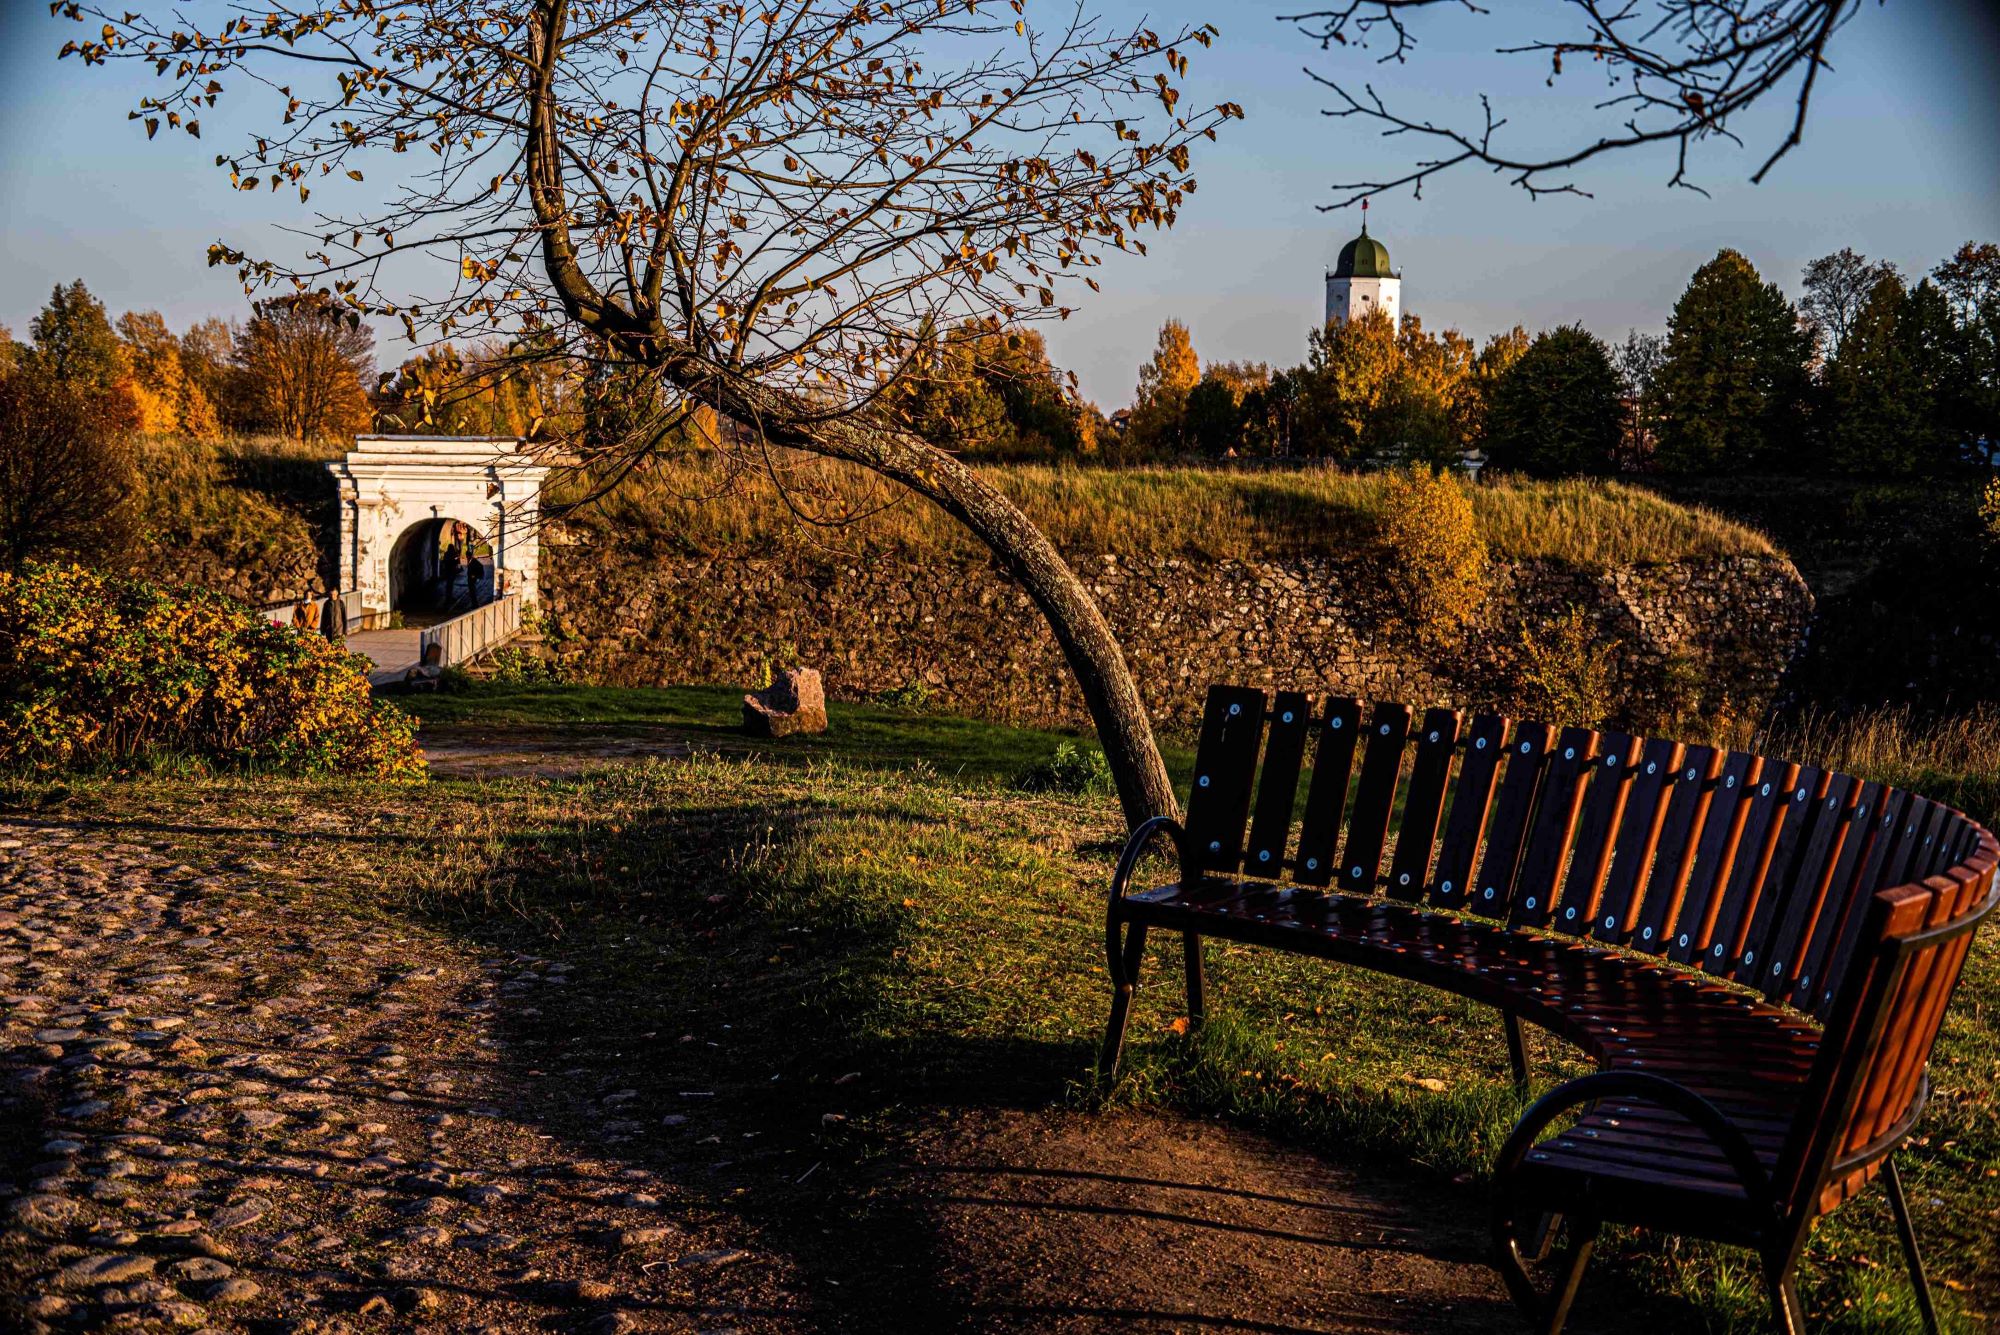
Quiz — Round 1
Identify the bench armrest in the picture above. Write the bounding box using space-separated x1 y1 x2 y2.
1109 815 1187 904
1495 1070 1774 1216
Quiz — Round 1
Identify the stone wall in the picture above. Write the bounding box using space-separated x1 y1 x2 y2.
541 535 1813 732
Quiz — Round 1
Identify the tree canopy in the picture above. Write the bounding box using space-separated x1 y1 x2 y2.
1484 326 1623 478
1655 249 1813 472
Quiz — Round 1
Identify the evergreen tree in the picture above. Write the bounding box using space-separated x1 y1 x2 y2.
1821 274 1923 472
1484 325 1624 477
26 280 127 391
1898 278 1983 465
1655 249 1813 472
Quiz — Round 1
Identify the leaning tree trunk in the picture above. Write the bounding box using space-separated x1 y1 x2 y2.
713 381 1179 830
521 3 1176 829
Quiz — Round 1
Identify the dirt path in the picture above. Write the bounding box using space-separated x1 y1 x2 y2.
0 816 1652 1334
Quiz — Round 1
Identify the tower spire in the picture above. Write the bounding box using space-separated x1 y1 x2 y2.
1361 197 1368 236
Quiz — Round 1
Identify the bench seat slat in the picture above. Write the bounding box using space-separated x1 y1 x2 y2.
1244 690 1313 879
1387 707 1462 900
1511 726 1599 930
1339 702 1413 895
1292 697 1362 887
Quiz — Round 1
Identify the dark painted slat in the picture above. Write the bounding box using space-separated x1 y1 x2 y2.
1905 802 1952 881
1339 702 1414 894
1813 788 1918 1016
1758 772 1858 1000
1666 751 1764 964
1510 725 1600 930
1245 690 1313 880
1886 798 1942 889
1387 707 1463 900
1553 730 1640 935
1293 697 1361 888
1591 737 1684 945
1628 745 1719 954
1700 760 1801 976
1429 713 1508 911
1469 722 1555 918
1730 765 1828 987
1182 685 1267 879
1791 781 1885 1014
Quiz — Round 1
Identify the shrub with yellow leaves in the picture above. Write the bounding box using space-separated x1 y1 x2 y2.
0 564 423 779
1375 465 1489 644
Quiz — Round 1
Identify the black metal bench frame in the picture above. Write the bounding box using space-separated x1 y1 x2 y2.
1101 686 1997 1334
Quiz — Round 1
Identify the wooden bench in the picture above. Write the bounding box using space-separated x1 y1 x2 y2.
1102 686 1997 1334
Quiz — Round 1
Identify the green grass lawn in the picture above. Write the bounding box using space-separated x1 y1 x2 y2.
398 680 1199 790
10 701 1996 1332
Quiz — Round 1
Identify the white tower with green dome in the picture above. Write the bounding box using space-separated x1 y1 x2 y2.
1324 203 1401 328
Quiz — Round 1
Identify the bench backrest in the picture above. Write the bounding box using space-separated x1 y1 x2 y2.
1180 686 1997 1215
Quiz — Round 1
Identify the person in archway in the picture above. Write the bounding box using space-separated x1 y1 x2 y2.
467 552 487 605
439 541 462 610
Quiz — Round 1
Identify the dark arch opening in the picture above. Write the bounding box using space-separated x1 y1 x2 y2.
388 518 494 623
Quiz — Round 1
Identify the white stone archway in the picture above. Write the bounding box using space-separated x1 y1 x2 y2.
325 435 549 617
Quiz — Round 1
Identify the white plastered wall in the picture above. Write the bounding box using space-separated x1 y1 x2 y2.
325 436 549 613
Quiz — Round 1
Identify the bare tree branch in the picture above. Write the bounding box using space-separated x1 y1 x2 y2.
1286 0 1864 204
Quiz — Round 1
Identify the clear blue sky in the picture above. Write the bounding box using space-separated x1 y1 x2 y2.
2 2 1994 408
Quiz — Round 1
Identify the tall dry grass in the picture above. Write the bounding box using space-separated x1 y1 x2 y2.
1762 706 2000 832
565 452 1777 568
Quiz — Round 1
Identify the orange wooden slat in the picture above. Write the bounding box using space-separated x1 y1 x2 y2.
1732 766 1831 986
1702 760 1801 976
1337 702 1413 895
1591 737 1684 945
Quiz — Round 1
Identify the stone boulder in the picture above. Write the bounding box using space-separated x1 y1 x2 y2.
743 667 828 738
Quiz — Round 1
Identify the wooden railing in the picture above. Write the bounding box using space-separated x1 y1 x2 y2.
419 593 522 667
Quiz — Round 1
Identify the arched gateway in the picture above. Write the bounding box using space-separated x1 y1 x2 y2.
325 435 548 621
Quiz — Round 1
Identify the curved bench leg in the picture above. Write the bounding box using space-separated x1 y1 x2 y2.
1762 1250 1805 1335
1884 1156 1941 1335
1098 921 1149 1078
1537 1219 1599 1335
1493 1191 1596 1332
1183 931 1206 1024
1503 1011 1531 1095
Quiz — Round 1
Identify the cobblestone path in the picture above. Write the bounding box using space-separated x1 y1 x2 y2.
0 819 811 1334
